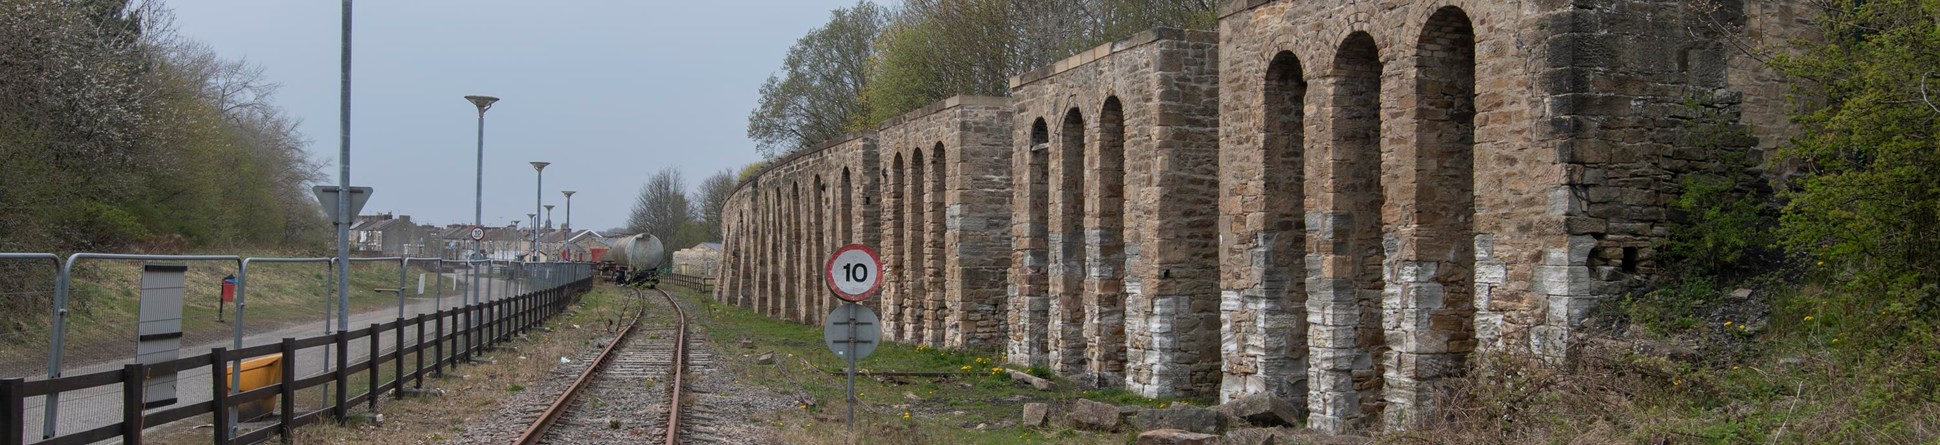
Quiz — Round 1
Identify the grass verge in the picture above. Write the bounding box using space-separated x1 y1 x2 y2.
665 284 1205 444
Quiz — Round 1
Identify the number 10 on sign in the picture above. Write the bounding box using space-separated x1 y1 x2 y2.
825 244 882 302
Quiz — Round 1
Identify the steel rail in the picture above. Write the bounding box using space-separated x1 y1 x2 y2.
511 287 690 445
662 287 689 445
512 289 647 445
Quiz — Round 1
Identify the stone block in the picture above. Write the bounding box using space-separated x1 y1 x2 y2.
1022 402 1052 428
1068 398 1123 432
1215 392 1300 427
1133 406 1225 434
1137 429 1220 445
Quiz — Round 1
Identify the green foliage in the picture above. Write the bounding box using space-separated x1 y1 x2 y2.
746 1 887 158
1666 174 1774 278
737 161 768 184
859 0 1215 125
1774 0 1940 320
0 0 324 252
755 0 1215 156
1614 277 1722 335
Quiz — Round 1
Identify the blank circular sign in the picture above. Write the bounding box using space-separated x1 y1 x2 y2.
825 244 882 302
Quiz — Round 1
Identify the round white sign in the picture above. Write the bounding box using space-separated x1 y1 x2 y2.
469 227 486 241
824 244 882 302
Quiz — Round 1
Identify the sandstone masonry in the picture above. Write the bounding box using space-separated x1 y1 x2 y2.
716 0 1814 434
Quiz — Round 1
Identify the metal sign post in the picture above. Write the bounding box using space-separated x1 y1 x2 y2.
821 244 882 434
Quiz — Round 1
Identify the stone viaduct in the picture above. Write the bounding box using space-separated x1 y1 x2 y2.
716 0 1814 433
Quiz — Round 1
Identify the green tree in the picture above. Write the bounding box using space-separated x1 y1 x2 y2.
746 1 888 158
1776 0 1940 319
859 0 1214 124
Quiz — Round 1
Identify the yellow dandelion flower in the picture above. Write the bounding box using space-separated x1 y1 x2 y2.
1732 365 1740 370
961 365 973 371
1804 316 1814 322
1723 321 1732 327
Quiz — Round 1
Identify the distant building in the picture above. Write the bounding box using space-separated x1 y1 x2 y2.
350 213 417 255
672 242 722 277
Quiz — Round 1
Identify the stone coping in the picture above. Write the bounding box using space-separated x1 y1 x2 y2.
1216 0 1275 19
1008 27 1217 90
732 94 1006 200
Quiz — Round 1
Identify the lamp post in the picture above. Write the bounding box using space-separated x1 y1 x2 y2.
561 191 575 232
561 190 575 261
464 95 497 309
530 161 549 261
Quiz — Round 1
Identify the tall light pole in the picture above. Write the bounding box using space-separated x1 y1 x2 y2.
561 190 576 233
530 161 549 261
543 204 556 263
561 190 576 261
464 94 497 309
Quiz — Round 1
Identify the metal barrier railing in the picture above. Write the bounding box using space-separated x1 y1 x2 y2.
0 252 594 444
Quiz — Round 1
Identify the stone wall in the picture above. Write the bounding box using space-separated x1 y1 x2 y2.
876 96 1015 349
716 0 1813 435
719 132 879 327
1006 29 1223 399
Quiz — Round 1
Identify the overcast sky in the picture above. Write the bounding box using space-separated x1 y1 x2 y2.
165 1 862 233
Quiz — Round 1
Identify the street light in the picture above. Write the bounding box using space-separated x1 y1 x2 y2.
530 161 549 262
561 190 576 261
464 95 497 310
561 190 576 233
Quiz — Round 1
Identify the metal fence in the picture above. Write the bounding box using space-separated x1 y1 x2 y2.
0 254 594 445
661 273 715 291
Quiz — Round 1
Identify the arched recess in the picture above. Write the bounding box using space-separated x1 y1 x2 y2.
814 174 827 325
1054 108 1088 375
842 167 855 245
1262 50 1311 401
1018 118 1052 364
1395 5 1478 426
906 148 929 343
887 153 906 338
790 181 803 322
927 142 948 345
1092 97 1128 381
1312 31 1388 430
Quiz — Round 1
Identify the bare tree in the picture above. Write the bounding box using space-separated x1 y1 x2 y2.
694 169 736 241
746 1 888 157
627 168 693 244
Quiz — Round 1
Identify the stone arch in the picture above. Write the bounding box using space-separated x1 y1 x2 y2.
1262 50 1311 403
1015 117 1053 365
814 173 828 326
887 153 906 339
842 167 855 245
1053 107 1088 375
1310 30 1387 431
1091 97 1128 384
906 148 929 342
1386 5 1478 430
790 181 803 322
927 142 948 345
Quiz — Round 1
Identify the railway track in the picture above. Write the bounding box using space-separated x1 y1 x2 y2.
513 287 707 444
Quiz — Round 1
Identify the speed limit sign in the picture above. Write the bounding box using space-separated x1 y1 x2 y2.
469 226 486 241
825 244 882 302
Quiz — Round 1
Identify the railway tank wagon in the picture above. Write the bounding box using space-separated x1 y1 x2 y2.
605 233 666 287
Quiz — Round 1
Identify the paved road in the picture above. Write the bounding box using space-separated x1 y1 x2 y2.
17 270 542 442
